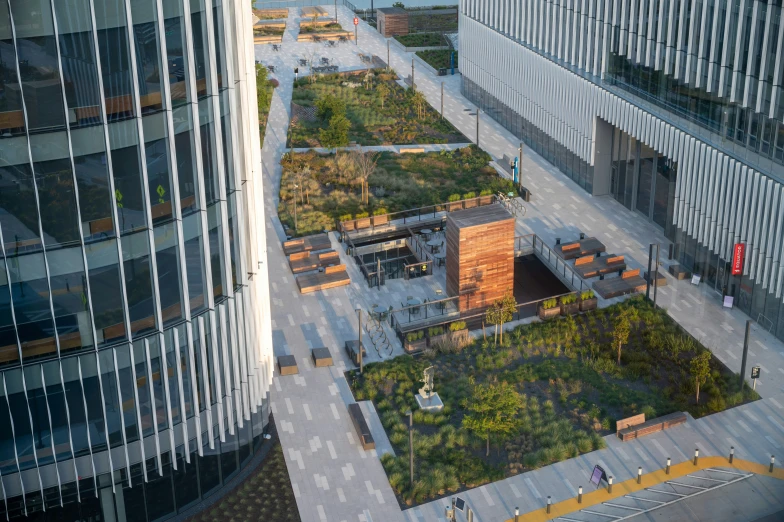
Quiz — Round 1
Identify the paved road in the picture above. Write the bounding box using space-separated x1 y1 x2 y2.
256 7 784 522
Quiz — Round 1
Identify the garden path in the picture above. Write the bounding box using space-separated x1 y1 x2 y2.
257 7 784 522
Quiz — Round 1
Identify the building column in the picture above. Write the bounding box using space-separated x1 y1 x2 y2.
592 117 614 197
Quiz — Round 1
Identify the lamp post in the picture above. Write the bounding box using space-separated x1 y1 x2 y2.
411 58 415 89
441 82 444 118
464 108 480 147
356 308 363 374
292 184 298 232
387 40 390 71
406 409 414 487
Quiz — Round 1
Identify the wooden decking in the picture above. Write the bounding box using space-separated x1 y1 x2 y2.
296 264 350 294
283 233 332 256
555 237 606 260
593 269 647 298
573 254 626 279
289 250 340 274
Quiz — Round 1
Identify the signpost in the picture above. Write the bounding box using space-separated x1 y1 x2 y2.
732 243 745 275
454 497 465 512
590 464 608 488
751 366 761 390
353 16 358 45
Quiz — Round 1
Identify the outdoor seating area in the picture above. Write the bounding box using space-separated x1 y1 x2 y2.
592 268 647 298
555 236 607 260
616 411 688 441
282 233 332 256
296 264 351 294
288 250 340 274
573 254 626 279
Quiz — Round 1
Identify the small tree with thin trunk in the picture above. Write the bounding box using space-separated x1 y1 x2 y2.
485 302 502 347
690 350 711 403
351 149 379 205
462 380 523 457
410 89 427 119
497 291 517 344
612 307 638 366
376 82 390 109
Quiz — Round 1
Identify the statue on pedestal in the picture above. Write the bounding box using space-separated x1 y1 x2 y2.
418 366 435 400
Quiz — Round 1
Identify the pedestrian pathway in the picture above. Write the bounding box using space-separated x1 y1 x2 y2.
257 7 784 522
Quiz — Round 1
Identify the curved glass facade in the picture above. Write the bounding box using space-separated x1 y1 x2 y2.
0 0 273 519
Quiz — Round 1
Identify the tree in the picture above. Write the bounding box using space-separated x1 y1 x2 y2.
292 165 311 204
315 93 346 122
497 291 517 344
376 82 390 109
612 307 638 365
255 63 270 112
462 380 523 457
690 351 711 403
485 302 502 347
319 114 350 152
351 149 379 205
410 89 427 120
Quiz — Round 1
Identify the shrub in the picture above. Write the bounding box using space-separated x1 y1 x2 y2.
541 298 558 310
479 188 493 196
462 191 476 199
339 214 352 222
355 211 369 219
373 208 387 216
450 321 467 331
580 289 595 300
448 193 461 202
560 294 577 305
428 327 444 337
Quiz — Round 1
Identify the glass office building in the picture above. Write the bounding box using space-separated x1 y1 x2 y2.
0 0 274 519
459 0 784 341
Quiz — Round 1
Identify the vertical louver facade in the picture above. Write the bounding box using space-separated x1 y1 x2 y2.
0 0 273 519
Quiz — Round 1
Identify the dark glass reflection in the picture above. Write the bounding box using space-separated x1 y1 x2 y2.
42 361 72 462
24 365 54 466
85 239 127 347
99 349 124 447
0 377 18 474
73 149 115 243
115 344 139 443
61 357 90 456
121 232 157 337
4 369 35 470
0 161 42 254
0 4 24 137
0 262 18 366
57 31 102 128
155 224 184 326
80 354 107 452
7 253 57 360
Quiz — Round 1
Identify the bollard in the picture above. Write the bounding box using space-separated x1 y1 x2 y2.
578 486 583 504
608 476 613 493
514 507 519 522
729 446 734 464
694 448 699 466
546 496 551 514
637 467 642 484
666 457 671 474
770 456 775 473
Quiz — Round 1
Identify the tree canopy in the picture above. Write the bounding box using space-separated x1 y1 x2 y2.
462 380 524 456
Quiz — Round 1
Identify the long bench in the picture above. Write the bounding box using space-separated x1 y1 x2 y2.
296 264 350 293
592 268 647 298
283 233 332 256
617 412 687 441
574 254 627 278
555 237 607 260
348 403 375 450
289 250 340 274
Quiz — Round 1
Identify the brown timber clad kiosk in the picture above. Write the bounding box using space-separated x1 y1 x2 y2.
376 7 409 37
445 205 515 311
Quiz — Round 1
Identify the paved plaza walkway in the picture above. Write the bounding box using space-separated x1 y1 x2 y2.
256 7 784 522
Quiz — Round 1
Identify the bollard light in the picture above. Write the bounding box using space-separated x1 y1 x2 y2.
608 476 613 493
771 455 776 473
546 496 551 514
577 486 583 504
694 448 699 466
730 446 735 464
637 466 642 484
666 457 671 474
514 507 519 522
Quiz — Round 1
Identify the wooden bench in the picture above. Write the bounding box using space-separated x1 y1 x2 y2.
311 347 333 367
400 147 426 154
283 233 332 256
348 403 375 450
617 412 687 441
573 254 627 279
296 264 351 293
555 237 607 260
593 269 647 299
289 250 340 274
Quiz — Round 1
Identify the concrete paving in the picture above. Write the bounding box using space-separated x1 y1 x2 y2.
256 7 784 522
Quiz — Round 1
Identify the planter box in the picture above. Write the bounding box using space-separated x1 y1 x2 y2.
404 338 427 354
560 302 580 316
478 195 494 205
579 297 598 312
355 217 371 230
538 306 560 320
372 214 389 227
447 202 462 211
254 34 283 44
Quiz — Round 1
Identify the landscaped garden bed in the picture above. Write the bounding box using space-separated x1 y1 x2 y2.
277 146 513 236
289 70 466 147
348 297 758 506
186 441 300 522
416 49 458 71
394 32 449 48
299 20 346 34
253 8 288 20
256 64 276 148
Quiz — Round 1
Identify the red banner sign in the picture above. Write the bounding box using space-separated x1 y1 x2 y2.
732 243 745 275
353 17 359 25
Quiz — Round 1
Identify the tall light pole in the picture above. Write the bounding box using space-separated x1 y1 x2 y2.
406 409 414 487
356 308 363 374
464 107 480 147
411 58 415 89
441 82 444 118
387 40 390 71
292 184 299 231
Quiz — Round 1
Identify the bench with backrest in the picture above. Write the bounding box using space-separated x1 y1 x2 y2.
573 254 627 278
289 250 340 274
617 412 687 441
348 403 375 450
555 237 607 260
593 268 646 298
296 264 350 293
283 233 332 256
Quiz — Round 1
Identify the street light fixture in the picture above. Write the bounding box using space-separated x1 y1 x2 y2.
406 409 414 487
356 307 363 374
292 184 299 231
464 107 480 147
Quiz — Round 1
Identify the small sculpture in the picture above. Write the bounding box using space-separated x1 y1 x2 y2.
419 366 435 399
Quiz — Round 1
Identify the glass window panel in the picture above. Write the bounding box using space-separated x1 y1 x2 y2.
219 112 234 194
208 204 225 299
61 357 89 456
121 231 157 337
636 142 654 218
7 252 57 360
0 2 25 137
72 138 116 244
172 106 199 214
115 344 138 443
9 0 67 132
202 314 217 405
56 29 102 128
190 7 210 98
154 223 184 326
176 325 194 418
23 365 54 466
93 0 136 122
132 19 164 114
42 361 72 462
219 425 238 481
191 322 205 412
183 213 207 313
121 463 147 522
0 153 42 254
4 369 35 470
199 109 219 205
144 452 175 520
148 335 167 430
109 122 148 234
164 329 181 424
0 376 17 474
79 354 107 452
133 340 154 437
198 436 220 497
143 113 175 225
212 3 227 90
172 442 199 510
47 247 94 354
98 349 123 447
85 239 127 346
162 6 188 107
0 260 18 367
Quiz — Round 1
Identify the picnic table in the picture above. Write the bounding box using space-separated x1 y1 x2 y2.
434 251 446 266
339 35 348 42
321 57 330 65
555 237 606 260
420 228 433 239
298 58 307 66
272 44 280 51
426 238 441 252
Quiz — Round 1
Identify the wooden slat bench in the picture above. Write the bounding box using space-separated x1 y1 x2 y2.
296 264 350 293
617 412 687 441
348 403 375 450
573 254 627 279
400 147 426 154
593 269 647 298
555 237 607 260
289 250 340 274
283 233 332 256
